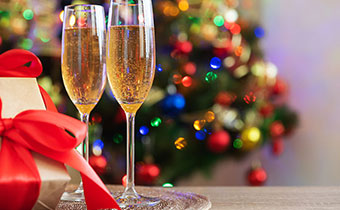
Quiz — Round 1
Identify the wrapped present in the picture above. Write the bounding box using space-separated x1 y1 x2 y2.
0 50 120 210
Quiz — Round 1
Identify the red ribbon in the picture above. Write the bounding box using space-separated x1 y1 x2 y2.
0 50 120 210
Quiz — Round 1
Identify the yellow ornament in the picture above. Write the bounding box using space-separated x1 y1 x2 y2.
241 127 261 150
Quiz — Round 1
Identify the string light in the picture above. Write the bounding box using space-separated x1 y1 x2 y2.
213 16 224 27
23 9 34 20
193 119 206 130
195 130 206 140
151 117 162 127
205 72 217 83
113 134 123 144
210 57 222 69
178 0 189 11
204 111 215 122
163 183 174 188
181 76 192 87
233 138 243 149
174 137 187 150
139 126 149 135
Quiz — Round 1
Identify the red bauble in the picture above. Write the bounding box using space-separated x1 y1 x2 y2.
89 155 107 175
259 103 274 118
247 167 267 186
270 121 285 137
207 130 230 153
272 138 284 156
136 164 160 185
273 79 287 95
215 91 236 106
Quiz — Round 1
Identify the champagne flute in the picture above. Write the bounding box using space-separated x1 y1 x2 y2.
60 4 106 201
107 0 159 207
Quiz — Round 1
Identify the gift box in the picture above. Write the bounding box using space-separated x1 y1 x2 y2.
0 50 120 210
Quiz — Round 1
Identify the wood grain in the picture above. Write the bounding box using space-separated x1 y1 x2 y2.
58 186 340 209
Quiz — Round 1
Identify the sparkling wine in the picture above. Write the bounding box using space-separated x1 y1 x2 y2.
62 28 106 114
107 25 155 113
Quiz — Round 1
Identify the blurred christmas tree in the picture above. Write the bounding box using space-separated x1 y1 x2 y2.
105 0 298 186
0 0 298 186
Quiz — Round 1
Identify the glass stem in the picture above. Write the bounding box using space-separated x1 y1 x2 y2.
123 112 138 197
77 112 89 192
80 112 90 162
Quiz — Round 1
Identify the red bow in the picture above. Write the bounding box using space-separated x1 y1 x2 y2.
0 50 120 210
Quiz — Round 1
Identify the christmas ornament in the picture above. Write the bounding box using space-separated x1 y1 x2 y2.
215 91 236 106
207 130 230 153
89 155 107 175
272 138 284 156
241 127 261 150
137 164 160 185
259 103 274 117
270 121 285 137
272 78 287 95
247 167 267 186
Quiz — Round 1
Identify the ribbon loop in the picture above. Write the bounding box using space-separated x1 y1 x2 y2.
0 118 13 136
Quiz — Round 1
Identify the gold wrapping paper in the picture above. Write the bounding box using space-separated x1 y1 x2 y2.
0 78 71 210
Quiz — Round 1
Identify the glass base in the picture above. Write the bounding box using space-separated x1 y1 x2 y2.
60 186 85 202
114 188 160 208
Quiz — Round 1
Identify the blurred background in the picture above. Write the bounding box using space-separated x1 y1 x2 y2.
0 0 338 186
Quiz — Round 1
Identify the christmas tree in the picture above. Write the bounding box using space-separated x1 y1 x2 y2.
0 0 298 186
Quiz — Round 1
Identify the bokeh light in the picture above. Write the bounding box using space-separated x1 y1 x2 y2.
20 38 33 50
139 126 149 135
230 23 241 34
213 15 224 27
225 9 238 22
233 138 243 149
254 26 265 38
204 111 215 122
195 130 206 140
174 137 187 150
184 62 196 75
173 74 182 84
248 127 261 142
162 183 174 188
178 0 189 11
205 72 218 83
193 119 206 130
113 134 123 144
157 64 163 72
210 57 222 69
151 117 162 127
224 56 235 68
243 91 256 104
59 10 64 22
23 9 34 20
93 139 104 150
181 76 192 87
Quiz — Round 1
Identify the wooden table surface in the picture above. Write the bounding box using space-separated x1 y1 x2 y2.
178 186 340 210
59 186 340 209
